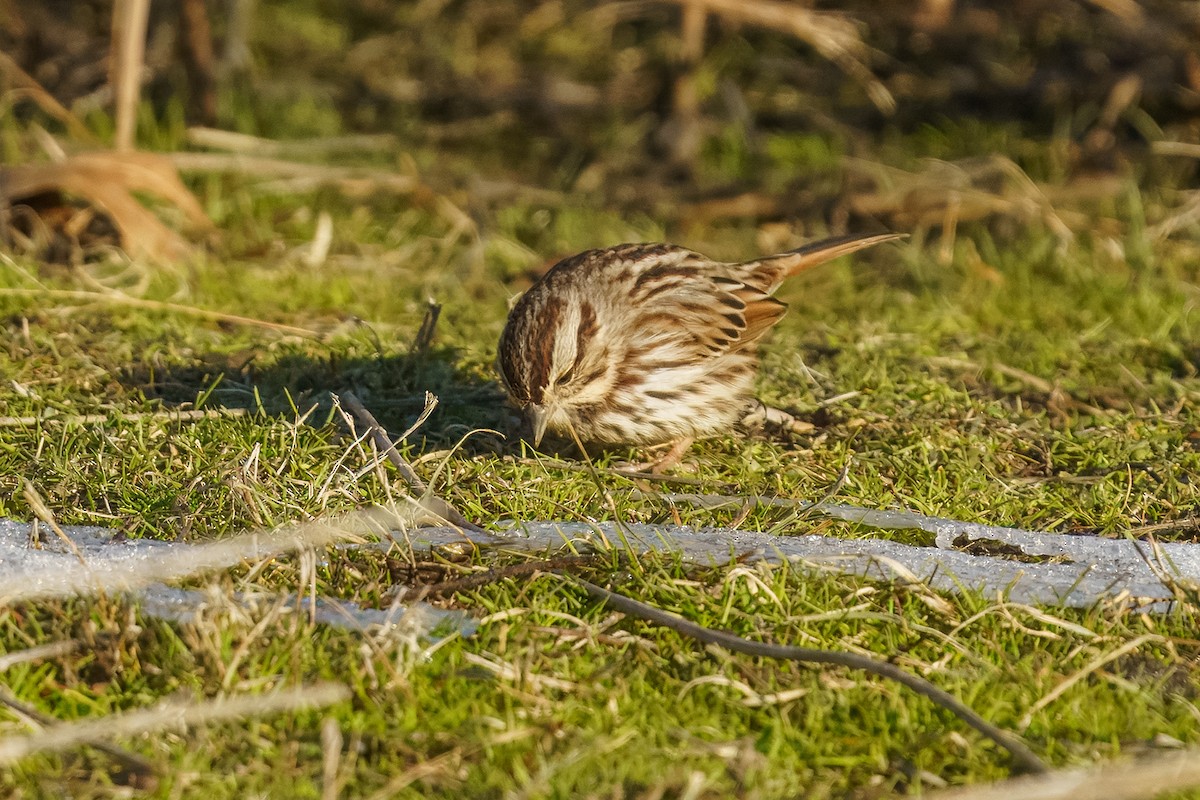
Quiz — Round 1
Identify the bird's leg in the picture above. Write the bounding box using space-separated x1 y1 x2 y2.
738 400 815 439
648 436 695 473
617 436 695 474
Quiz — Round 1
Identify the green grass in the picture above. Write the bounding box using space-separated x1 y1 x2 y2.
3 174 1199 794
3 172 1200 794
2 556 1198 798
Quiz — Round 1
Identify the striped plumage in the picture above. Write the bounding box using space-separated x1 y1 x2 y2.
497 232 902 463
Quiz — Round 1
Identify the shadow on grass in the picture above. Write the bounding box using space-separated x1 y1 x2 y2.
116 344 523 455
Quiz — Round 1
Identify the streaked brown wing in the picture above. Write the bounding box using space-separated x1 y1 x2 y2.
623 248 786 359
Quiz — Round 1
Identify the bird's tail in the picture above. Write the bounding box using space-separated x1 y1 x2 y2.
759 232 906 278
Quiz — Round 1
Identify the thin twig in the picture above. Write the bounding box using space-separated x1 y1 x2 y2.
186 127 399 156
1017 634 1159 731
339 391 486 533
340 392 428 495
568 576 1049 775
410 301 441 354
1152 141 1200 159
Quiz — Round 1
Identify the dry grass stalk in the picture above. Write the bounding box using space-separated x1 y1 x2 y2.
1 151 213 263
0 287 320 337
0 683 350 766
338 391 487 533
0 508 427 605
167 152 419 195
0 51 95 142
186 127 400 156
844 156 1080 242
0 407 248 428
109 0 151 152
0 641 81 672
1017 634 1161 731
925 748 1200 800
1153 141 1200 159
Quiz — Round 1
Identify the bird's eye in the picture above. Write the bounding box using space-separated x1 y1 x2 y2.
555 368 574 387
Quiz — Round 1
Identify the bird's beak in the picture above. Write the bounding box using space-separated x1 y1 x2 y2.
529 404 551 447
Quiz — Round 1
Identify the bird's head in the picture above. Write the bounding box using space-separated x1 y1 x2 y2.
497 291 612 446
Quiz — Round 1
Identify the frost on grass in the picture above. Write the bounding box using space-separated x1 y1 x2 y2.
0 511 474 638
437 506 1200 611
4 496 1196 644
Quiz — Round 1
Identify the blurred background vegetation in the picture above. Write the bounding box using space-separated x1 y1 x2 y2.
7 0 1200 253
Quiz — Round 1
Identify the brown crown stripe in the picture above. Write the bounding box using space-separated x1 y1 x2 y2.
526 298 563 404
496 328 523 400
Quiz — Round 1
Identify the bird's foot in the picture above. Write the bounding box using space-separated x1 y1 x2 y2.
615 437 696 475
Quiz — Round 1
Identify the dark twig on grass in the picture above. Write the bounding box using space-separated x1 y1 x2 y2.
339 391 486 533
410 301 442 354
568 576 1050 775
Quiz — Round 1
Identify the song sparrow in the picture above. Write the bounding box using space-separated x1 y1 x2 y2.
497 232 903 469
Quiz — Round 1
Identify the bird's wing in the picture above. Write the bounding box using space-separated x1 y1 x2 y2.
616 245 786 360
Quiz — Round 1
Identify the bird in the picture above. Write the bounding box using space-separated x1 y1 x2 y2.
496 232 904 471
